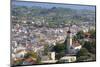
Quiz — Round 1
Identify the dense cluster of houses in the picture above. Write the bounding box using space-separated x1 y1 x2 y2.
11 16 95 65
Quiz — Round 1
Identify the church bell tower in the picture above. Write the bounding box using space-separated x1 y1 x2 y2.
65 25 72 54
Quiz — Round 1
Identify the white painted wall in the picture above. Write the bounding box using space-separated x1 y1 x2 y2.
50 52 55 60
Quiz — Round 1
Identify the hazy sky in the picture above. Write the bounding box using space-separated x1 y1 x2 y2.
12 0 95 11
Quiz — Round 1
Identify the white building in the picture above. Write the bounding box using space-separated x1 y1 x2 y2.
41 52 57 63
60 56 76 62
15 50 27 58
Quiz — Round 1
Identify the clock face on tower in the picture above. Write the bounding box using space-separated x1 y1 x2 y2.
11 0 96 67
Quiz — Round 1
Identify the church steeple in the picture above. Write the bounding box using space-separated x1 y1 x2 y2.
65 24 73 54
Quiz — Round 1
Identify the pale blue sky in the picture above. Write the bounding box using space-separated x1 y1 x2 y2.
12 0 95 11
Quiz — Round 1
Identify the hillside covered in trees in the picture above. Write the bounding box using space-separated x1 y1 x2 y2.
12 4 95 27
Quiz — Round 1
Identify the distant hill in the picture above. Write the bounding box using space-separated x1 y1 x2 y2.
11 4 95 26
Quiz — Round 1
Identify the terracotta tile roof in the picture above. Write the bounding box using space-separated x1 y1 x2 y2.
72 41 81 47
24 58 33 62
16 50 23 53
84 32 91 36
24 57 36 64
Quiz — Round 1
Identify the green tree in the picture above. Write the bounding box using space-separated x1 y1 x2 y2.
76 31 84 39
53 43 66 60
77 48 89 57
24 51 41 64
83 41 96 54
76 48 95 62
44 44 49 55
53 43 66 53
89 30 96 39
